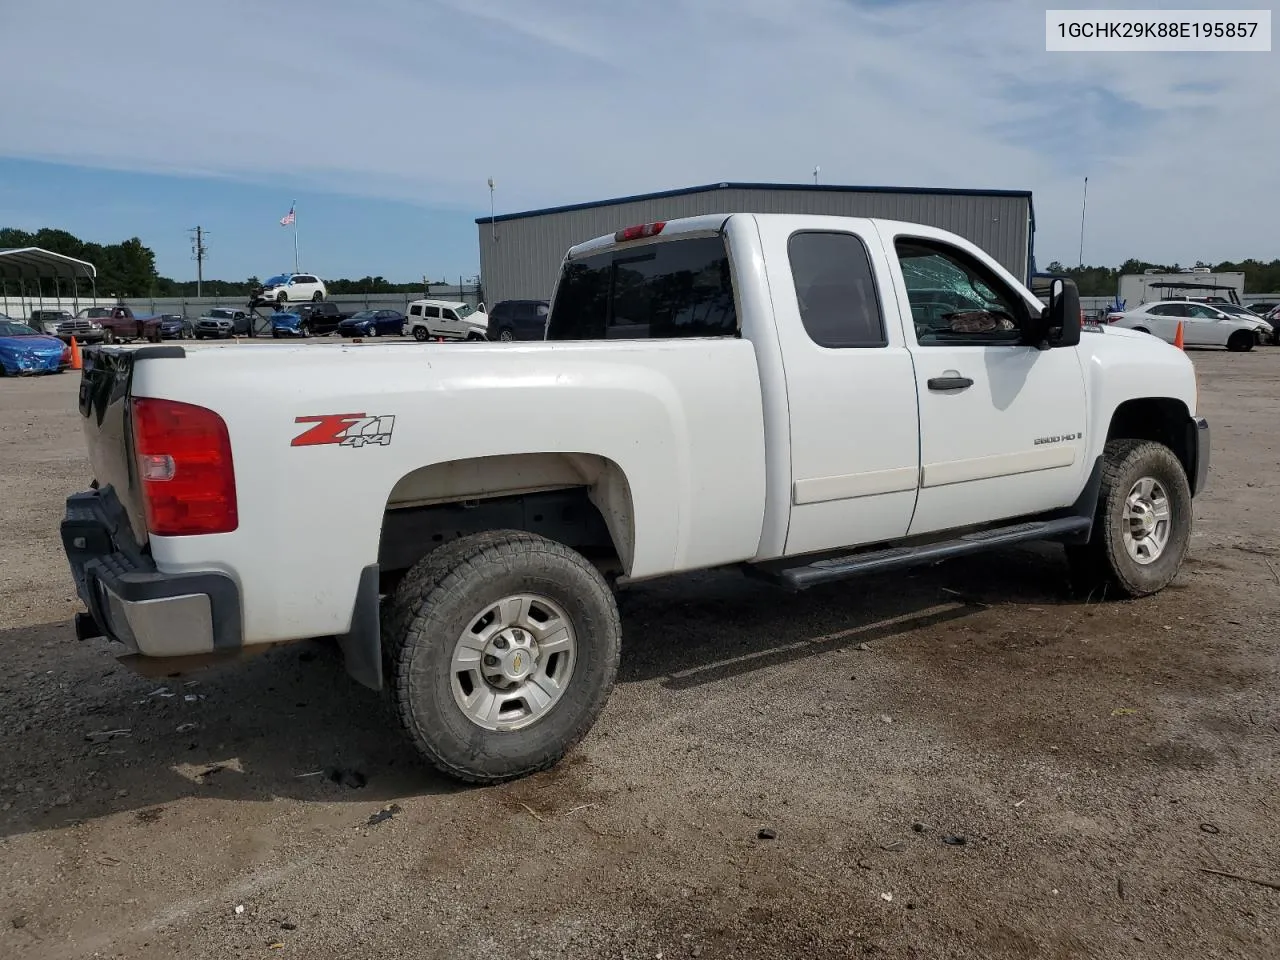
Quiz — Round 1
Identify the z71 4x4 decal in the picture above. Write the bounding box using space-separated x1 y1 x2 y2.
292 413 396 448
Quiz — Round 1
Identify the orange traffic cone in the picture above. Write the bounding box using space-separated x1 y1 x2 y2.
69 336 83 370
1174 321 1184 350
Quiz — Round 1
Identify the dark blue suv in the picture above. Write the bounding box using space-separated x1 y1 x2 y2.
486 299 549 341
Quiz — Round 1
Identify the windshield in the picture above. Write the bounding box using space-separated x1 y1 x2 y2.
0 320 41 336
454 303 476 318
1213 303 1254 317
79 307 111 318
350 311 375 320
264 275 290 286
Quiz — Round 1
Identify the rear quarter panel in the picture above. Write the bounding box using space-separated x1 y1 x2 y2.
130 339 767 644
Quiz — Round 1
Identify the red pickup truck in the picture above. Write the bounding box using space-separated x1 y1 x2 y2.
75 306 163 343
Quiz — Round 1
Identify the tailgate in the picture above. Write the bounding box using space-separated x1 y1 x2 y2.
75 345 178 545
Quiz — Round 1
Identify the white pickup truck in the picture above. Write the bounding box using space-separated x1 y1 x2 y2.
61 213 1209 784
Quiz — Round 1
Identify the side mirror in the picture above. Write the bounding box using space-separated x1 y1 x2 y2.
1045 278 1081 348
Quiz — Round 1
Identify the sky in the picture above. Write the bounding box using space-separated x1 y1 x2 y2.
1 0 1276 283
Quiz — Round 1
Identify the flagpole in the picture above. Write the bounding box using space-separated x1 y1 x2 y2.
292 199 300 273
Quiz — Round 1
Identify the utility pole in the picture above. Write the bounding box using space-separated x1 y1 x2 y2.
1078 177 1088 268
189 226 209 297
487 178 496 241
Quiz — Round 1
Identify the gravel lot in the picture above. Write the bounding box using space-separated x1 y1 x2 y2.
1 349 1277 959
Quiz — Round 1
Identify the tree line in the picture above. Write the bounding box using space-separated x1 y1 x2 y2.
1044 258 1280 298
0 227 473 298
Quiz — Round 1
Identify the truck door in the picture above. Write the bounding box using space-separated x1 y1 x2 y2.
758 219 922 557
878 227 1089 536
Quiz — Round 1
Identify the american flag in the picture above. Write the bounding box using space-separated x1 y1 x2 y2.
280 204 295 226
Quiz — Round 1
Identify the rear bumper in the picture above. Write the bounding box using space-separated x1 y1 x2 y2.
1189 416 1210 497
61 487 242 657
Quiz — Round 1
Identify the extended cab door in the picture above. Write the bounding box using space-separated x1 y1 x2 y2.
757 218 922 556
878 226 1088 536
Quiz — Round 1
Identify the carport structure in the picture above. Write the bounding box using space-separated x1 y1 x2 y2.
0 247 98 319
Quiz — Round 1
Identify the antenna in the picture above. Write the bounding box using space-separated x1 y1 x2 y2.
188 226 209 297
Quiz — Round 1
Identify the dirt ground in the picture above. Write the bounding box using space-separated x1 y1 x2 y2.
1 349 1277 960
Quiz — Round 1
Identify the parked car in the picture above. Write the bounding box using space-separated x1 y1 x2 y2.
1247 301 1278 316
253 273 327 306
486 299 548 341
337 309 406 337
60 212 1208 786
286 301 348 335
29 309 74 337
1107 300 1270 351
405 300 488 341
74 305 162 343
195 307 252 339
0 317 70 375
1208 301 1279 344
270 311 307 338
158 314 194 340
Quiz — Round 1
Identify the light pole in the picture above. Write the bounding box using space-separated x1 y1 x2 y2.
813 165 820 185
487 177 496 241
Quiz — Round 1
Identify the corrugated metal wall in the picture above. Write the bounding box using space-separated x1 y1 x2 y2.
478 187 1032 307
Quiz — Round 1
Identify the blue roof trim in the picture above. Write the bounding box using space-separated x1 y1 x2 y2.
475 181 1035 225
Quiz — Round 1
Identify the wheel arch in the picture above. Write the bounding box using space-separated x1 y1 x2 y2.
377 452 636 581
1106 397 1195 487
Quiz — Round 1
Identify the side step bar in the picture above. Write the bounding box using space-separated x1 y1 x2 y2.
752 516 1093 591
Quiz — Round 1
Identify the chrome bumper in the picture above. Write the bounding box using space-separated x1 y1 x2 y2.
61 487 242 658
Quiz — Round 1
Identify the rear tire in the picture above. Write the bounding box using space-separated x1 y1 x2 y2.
1067 439 1192 599
1227 331 1254 352
312 291 323 302
384 531 621 784
499 327 515 342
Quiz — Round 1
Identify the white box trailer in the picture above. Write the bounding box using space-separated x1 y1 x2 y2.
1118 271 1245 309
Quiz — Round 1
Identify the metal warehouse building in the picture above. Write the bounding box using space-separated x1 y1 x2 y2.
476 182 1035 307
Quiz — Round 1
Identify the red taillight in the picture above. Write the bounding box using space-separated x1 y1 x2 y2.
130 397 237 536
614 221 665 242
1106 313 1123 324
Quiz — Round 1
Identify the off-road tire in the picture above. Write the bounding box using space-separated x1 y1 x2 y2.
383 530 621 784
1067 439 1192 599
1227 330 1254 353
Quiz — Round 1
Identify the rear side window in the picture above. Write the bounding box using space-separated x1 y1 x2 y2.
548 236 737 341
787 231 886 348
424 306 441 319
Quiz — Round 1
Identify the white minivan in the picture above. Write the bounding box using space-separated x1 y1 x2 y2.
405 300 488 341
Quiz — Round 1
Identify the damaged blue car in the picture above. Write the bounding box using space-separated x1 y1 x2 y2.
0 317 71 376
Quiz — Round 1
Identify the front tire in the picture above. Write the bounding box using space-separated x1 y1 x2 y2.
1067 439 1193 599
413 326 429 342
384 531 622 784
1227 330 1254 352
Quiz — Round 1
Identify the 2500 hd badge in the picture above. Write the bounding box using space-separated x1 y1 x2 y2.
1034 431 1082 446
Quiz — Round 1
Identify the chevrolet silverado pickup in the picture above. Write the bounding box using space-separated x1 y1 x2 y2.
61 213 1209 784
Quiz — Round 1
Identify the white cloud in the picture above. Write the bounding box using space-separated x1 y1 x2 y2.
3 0 1277 265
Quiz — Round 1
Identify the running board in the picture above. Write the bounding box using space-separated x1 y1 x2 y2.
754 516 1093 591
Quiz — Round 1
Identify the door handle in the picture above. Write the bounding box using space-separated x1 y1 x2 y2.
927 376 973 391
